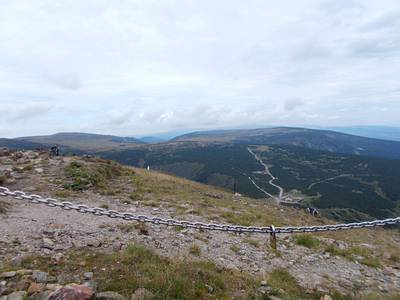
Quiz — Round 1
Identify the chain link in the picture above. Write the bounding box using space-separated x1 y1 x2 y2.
1 186 399 234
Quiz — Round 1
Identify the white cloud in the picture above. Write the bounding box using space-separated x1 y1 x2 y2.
0 0 400 137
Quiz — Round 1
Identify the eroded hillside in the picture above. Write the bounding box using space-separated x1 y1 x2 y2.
0 149 400 299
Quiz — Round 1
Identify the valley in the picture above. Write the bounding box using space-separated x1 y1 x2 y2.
2 127 400 223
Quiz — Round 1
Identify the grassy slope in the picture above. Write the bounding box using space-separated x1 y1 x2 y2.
2 155 400 299
52 157 400 270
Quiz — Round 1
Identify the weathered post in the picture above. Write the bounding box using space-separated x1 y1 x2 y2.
270 225 277 250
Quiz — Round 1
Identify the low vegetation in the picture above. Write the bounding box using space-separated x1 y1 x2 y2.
267 268 320 299
8 244 262 299
324 245 381 268
63 160 130 192
294 234 320 249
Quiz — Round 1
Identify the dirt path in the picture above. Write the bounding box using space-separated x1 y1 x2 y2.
247 147 284 201
308 174 352 190
2 195 399 296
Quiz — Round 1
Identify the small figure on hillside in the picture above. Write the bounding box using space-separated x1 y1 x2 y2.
307 207 318 216
147 165 150 171
50 145 59 157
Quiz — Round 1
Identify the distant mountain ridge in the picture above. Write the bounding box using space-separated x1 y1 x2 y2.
173 127 400 160
16 132 144 152
325 126 400 142
0 138 45 150
139 136 166 144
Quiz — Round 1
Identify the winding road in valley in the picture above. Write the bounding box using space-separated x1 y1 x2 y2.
247 147 284 202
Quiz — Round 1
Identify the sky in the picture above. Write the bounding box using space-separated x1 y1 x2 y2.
0 0 399 138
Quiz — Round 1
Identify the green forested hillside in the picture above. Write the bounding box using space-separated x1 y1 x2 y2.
100 143 400 222
251 145 400 221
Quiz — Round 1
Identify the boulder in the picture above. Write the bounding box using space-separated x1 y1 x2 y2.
1 291 27 300
45 284 63 292
82 281 97 293
0 272 16 279
15 279 31 291
28 291 51 300
96 291 126 300
30 271 48 284
13 152 23 160
28 283 45 295
48 284 93 300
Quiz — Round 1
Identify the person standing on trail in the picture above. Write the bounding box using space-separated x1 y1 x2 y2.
50 145 60 157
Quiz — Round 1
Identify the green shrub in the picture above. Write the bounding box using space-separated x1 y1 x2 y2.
324 245 379 267
64 161 124 191
294 234 320 249
245 239 260 248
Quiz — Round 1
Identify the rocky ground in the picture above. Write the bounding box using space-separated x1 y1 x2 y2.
0 149 399 300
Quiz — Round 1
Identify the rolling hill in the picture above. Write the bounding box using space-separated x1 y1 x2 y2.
0 138 46 150
173 127 400 160
16 132 144 152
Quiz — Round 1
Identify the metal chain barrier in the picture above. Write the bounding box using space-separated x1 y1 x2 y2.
1 186 400 235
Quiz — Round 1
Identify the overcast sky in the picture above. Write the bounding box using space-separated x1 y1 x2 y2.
0 0 399 137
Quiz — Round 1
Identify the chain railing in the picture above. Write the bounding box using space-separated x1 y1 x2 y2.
1 186 400 237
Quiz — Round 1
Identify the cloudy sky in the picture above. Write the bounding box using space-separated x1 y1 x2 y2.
0 0 399 137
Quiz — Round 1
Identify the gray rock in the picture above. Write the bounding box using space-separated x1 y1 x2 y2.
83 272 93 280
41 239 54 250
46 276 57 284
56 273 75 285
82 281 98 293
16 269 33 276
31 271 48 283
0 287 12 297
28 291 51 300
2 291 27 300
10 256 23 267
86 239 101 248
45 284 63 292
96 291 126 300
48 284 93 300
0 272 16 279
131 288 154 300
